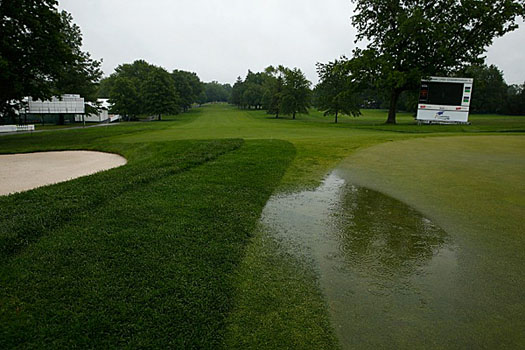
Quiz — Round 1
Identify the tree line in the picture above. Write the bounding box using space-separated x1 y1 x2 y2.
98 63 234 120
231 66 311 119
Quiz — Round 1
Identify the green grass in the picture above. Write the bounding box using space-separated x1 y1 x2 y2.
1 104 524 349
337 135 525 348
113 105 525 190
0 138 298 348
223 226 338 349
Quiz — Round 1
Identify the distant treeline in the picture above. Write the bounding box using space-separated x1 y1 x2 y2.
230 66 311 119
231 62 525 123
352 64 525 116
98 60 524 122
98 60 232 120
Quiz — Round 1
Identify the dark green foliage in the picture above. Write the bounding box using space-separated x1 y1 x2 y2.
232 66 312 120
505 83 525 115
108 60 182 119
350 0 525 123
107 62 204 118
464 64 509 114
52 12 102 102
171 70 204 112
142 67 180 120
281 67 312 119
202 81 232 103
230 77 245 106
108 76 140 120
242 71 268 109
316 58 361 123
0 1 102 118
231 71 271 110
97 77 114 98
262 66 286 118
242 83 265 109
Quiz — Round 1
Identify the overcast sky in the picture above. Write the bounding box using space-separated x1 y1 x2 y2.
59 0 525 85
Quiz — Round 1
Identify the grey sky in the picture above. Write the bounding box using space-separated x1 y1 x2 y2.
59 0 525 85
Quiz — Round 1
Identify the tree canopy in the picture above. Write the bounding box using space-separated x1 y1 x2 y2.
315 57 361 123
464 64 508 114
231 65 312 119
281 67 311 119
0 0 102 118
349 0 525 123
171 70 203 112
202 82 232 103
106 60 207 119
143 68 180 120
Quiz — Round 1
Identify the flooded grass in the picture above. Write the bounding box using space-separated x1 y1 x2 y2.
260 171 509 348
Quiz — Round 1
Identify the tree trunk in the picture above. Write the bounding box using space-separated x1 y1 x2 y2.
335 110 338 124
293 112 296 120
275 111 279 119
158 114 161 121
387 89 401 124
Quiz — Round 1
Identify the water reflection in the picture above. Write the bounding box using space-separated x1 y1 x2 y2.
261 172 458 349
332 184 450 295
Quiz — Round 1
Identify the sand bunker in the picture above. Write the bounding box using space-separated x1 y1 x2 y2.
0 151 127 196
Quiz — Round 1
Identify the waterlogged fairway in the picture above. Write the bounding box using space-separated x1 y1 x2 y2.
1 104 524 348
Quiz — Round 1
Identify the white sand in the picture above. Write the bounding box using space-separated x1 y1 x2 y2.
0 151 127 196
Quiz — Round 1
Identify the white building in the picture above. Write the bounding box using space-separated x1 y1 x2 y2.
75 99 121 123
26 94 85 114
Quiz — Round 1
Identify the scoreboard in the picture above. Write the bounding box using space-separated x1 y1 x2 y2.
417 77 473 124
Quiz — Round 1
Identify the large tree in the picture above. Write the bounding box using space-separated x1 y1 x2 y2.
142 67 180 120
230 77 245 107
505 82 525 115
281 67 311 119
262 66 286 118
171 70 203 112
316 57 361 123
464 63 508 114
53 12 102 102
107 60 156 116
350 0 525 124
202 82 231 103
0 0 101 119
109 76 140 121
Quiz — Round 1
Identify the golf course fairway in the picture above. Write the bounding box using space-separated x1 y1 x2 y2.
224 135 525 349
0 104 524 349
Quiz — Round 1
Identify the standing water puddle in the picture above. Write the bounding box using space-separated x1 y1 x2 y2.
262 172 459 348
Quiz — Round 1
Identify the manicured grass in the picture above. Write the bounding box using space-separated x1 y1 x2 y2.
1 104 524 349
337 135 525 348
114 105 525 190
0 135 298 348
224 227 339 349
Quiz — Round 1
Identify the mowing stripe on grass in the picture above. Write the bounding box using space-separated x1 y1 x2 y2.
0 140 243 263
0 139 295 348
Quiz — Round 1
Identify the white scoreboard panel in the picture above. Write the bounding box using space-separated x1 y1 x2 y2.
417 77 473 124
